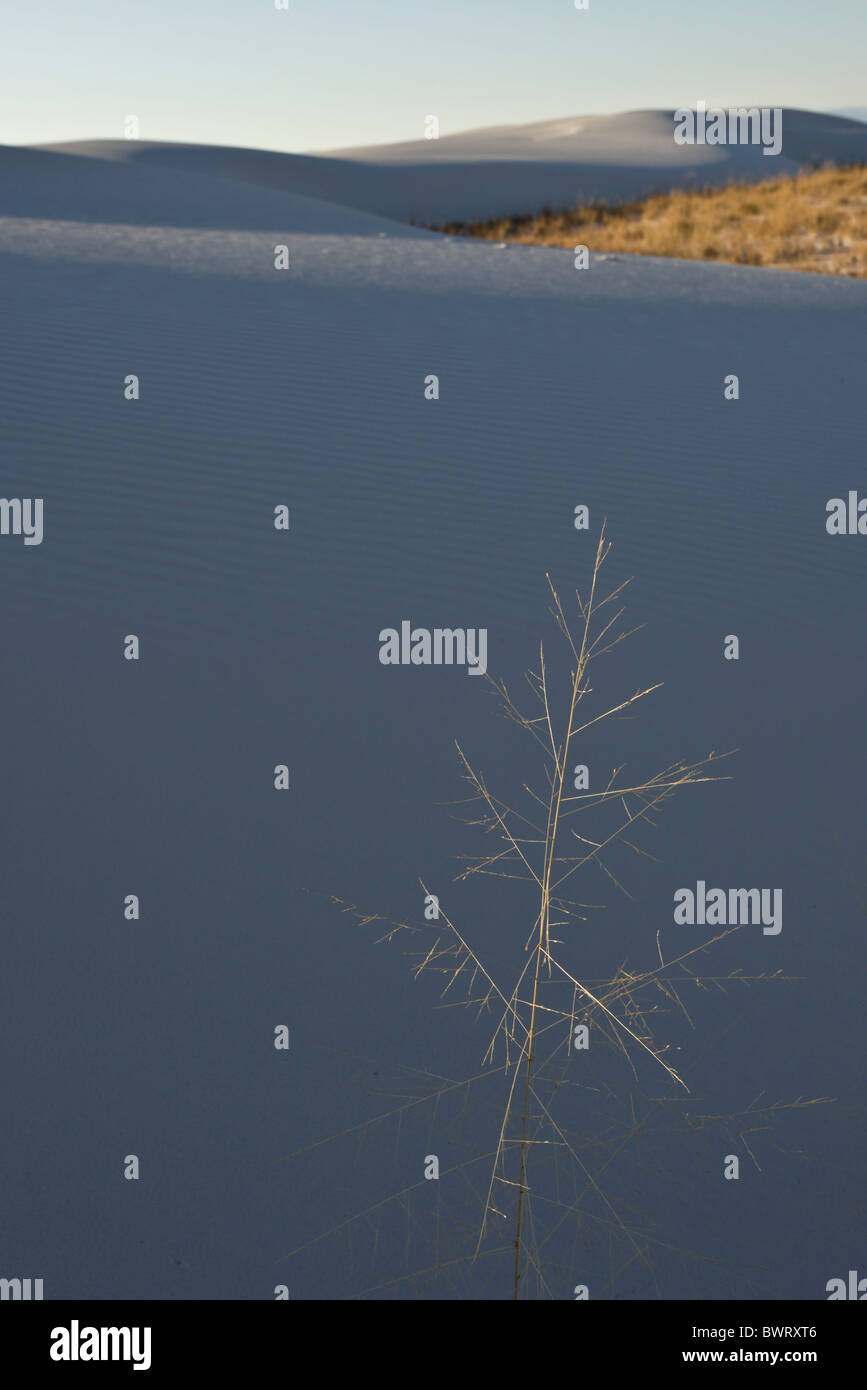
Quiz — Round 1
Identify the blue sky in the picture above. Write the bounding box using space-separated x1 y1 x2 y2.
1 0 863 151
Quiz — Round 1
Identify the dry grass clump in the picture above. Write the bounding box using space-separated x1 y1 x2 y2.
438 163 867 277
278 529 829 1300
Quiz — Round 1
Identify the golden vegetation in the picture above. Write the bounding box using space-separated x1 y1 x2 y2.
438 163 867 277
279 529 829 1300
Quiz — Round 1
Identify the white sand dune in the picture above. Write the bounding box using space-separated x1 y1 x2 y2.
36 107 867 225
0 142 428 236
1 117 865 1301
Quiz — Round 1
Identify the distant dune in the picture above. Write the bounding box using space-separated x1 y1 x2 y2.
826 106 867 124
0 141 428 237
34 108 867 226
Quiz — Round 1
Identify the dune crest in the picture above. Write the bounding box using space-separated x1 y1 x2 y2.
33 107 867 226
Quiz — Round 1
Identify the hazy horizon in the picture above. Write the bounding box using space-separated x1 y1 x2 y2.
1 0 863 153
18 105 867 161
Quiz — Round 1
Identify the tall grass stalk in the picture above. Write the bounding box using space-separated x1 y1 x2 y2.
281 527 826 1299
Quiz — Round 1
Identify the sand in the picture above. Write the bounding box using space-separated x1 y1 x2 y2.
0 114 864 1299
